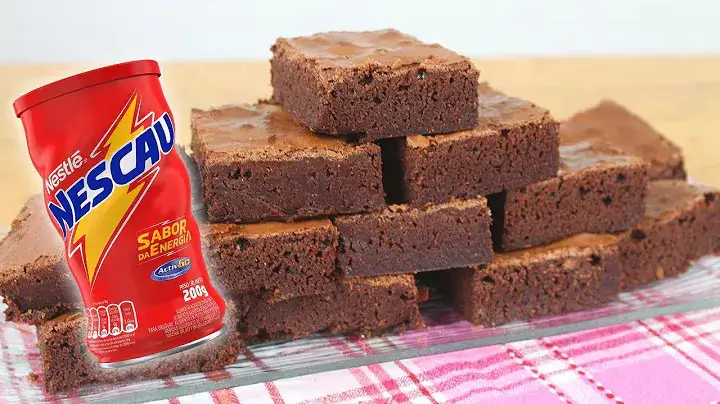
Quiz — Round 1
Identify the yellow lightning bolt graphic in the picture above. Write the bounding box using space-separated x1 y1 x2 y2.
72 94 151 286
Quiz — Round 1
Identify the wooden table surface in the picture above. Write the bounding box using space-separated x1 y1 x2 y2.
0 57 718 225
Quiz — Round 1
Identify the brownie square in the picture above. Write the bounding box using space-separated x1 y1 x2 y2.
491 140 650 251
270 29 479 143
443 234 620 327
334 197 493 277
191 103 385 223
37 303 243 394
618 180 720 290
2 195 339 323
383 83 559 204
562 101 686 180
202 219 338 300
236 275 424 342
0 196 80 324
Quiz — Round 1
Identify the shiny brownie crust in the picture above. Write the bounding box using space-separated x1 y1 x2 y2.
270 30 478 142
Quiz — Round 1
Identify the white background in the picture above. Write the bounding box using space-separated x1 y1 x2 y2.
0 0 718 63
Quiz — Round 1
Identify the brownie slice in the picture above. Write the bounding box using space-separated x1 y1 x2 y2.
236 275 424 342
0 196 80 324
271 29 479 143
491 140 650 251
383 83 559 204
618 180 720 290
38 303 243 394
443 234 620 327
334 197 493 277
3 196 341 323
562 101 686 180
202 219 338 300
191 103 385 223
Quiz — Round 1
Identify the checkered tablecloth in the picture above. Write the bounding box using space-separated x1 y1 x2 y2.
159 306 720 404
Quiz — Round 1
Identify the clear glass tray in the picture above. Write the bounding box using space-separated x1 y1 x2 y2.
3 255 720 404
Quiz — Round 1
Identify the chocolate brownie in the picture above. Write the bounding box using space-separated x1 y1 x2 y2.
37 303 243 394
236 275 424 342
191 103 385 223
0 196 79 324
270 29 479 143
333 197 493 277
443 234 620 327
202 219 338 300
491 140 650 251
562 101 686 180
3 195 339 323
382 83 559 204
618 180 720 290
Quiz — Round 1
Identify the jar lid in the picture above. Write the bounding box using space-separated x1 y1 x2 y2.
13 60 161 117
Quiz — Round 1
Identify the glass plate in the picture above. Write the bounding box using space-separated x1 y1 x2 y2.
3 255 720 404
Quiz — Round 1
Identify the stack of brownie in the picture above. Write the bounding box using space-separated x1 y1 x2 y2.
1 29 720 394
445 101 720 326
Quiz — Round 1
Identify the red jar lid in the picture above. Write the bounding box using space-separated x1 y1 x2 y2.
13 60 161 117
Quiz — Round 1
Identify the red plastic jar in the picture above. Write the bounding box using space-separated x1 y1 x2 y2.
14 60 226 367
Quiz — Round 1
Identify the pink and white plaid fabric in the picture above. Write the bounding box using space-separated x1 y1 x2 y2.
159 307 720 404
